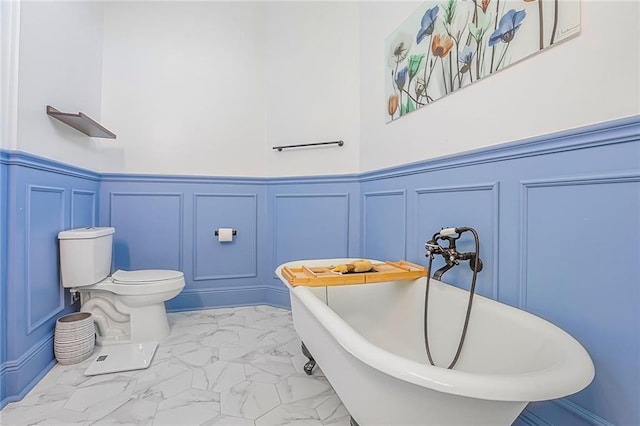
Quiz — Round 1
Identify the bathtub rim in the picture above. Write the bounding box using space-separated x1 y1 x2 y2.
277 258 595 403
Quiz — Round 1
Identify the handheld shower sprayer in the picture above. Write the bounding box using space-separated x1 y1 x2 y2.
423 226 483 369
439 227 458 236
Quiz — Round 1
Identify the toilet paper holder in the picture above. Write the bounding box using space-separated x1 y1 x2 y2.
215 229 237 236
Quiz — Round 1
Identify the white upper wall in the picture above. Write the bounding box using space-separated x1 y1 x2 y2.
9 1 639 176
358 1 640 172
264 1 360 177
15 1 113 171
101 1 266 176
101 1 360 177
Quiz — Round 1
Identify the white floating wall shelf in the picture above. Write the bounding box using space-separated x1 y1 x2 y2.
46 105 116 139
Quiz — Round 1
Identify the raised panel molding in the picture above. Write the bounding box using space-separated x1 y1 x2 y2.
362 190 407 260
520 171 639 426
192 193 258 280
414 183 500 299
25 186 65 334
272 193 350 272
519 171 640 308
109 192 184 271
71 189 96 228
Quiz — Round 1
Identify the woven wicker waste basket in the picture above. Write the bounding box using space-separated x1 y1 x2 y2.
54 312 95 365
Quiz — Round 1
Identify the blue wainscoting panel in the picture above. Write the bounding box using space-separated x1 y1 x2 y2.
100 179 267 312
522 172 640 426
109 192 183 271
193 193 258 280
362 190 406 261
273 194 350 267
26 186 65 334
414 183 500 299
1 116 639 423
71 189 96 228
1 151 99 409
266 180 360 308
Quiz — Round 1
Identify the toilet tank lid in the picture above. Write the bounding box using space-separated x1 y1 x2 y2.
112 269 184 283
58 227 115 239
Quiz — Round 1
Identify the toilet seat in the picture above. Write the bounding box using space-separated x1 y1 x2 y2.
113 269 183 285
77 269 185 296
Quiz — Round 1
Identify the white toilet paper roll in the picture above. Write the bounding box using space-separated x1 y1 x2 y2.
217 228 234 242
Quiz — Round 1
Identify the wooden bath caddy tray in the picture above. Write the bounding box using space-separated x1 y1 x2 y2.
282 260 428 287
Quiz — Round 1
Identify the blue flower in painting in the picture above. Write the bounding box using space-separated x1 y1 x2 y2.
395 66 408 91
458 45 474 73
459 45 474 66
488 9 526 47
416 6 439 44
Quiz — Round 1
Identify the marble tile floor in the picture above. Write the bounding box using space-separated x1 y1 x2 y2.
1 305 351 426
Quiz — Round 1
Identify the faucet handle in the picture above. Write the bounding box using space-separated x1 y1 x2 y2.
425 241 442 258
425 241 442 252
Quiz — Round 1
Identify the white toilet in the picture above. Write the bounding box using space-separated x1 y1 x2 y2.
58 227 185 346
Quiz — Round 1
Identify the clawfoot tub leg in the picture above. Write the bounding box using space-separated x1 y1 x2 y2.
301 342 316 375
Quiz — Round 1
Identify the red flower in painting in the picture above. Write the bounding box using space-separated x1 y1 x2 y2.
431 34 454 58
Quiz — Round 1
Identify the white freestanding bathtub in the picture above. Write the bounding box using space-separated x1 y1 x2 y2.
276 259 594 426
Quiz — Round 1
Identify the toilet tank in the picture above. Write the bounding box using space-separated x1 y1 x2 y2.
58 227 115 288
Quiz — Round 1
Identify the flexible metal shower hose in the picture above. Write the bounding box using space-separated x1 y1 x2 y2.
423 228 481 369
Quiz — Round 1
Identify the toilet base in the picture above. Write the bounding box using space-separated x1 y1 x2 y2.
130 303 171 342
80 292 172 346
94 303 171 346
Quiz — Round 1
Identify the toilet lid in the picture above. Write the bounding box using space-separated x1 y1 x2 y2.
112 269 183 284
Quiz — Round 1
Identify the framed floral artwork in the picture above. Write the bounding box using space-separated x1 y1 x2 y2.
386 0 581 122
